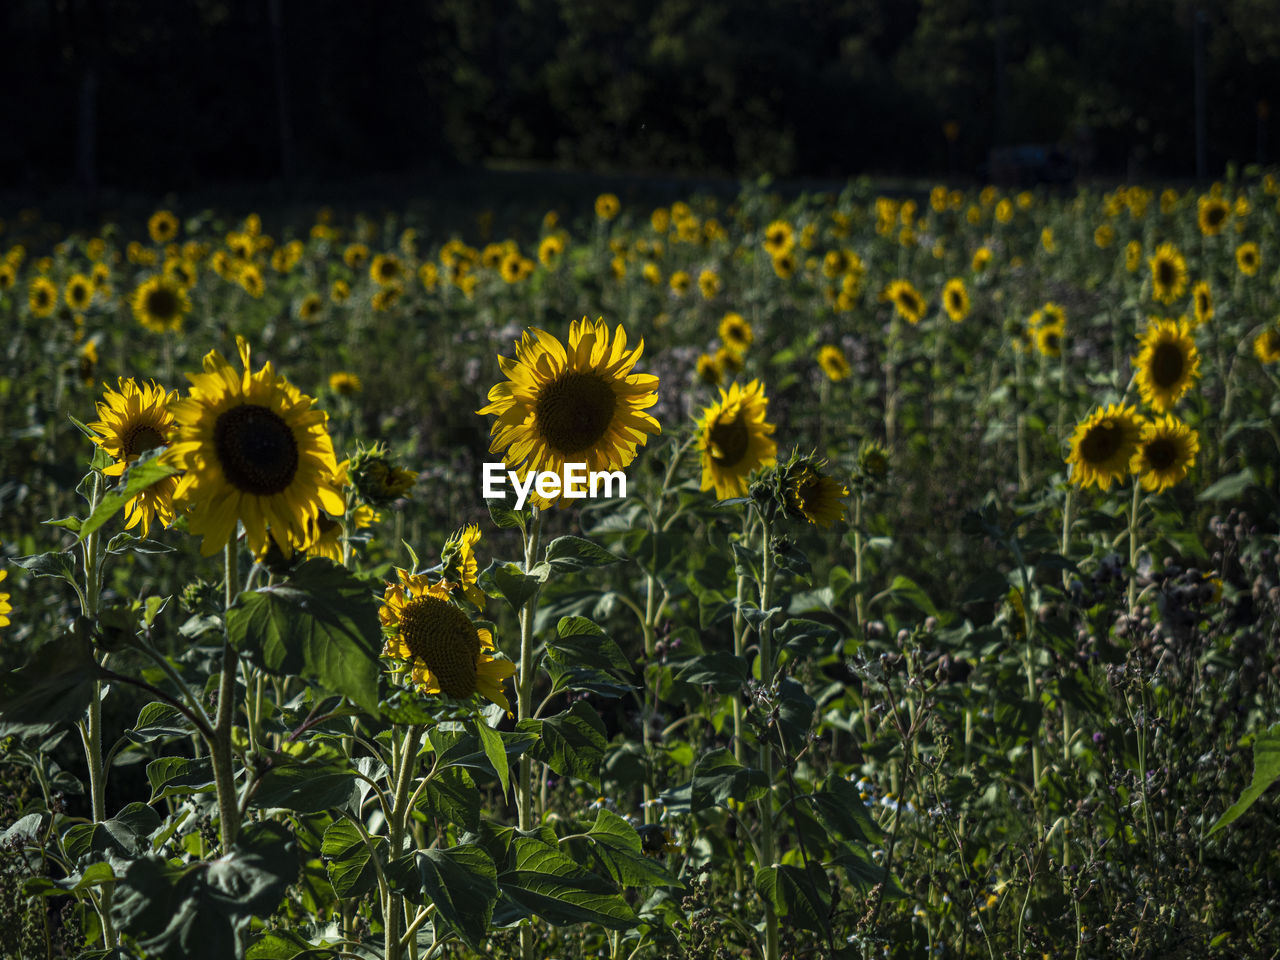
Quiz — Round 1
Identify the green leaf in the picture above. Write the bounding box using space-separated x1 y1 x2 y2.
755 862 831 936
391 845 497 949
520 701 608 788
0 630 100 736
487 500 527 531
478 559 547 611
674 652 749 693
226 559 382 717
146 756 215 802
812 775 881 844
544 535 620 571
875 575 939 619
476 718 510 799
416 766 481 832
79 451 178 540
1208 722 1280 836
126 701 193 744
691 748 768 812
63 803 161 862
11 551 77 585
105 532 175 555
1198 468 1256 502
580 809 679 888
322 818 385 899
250 761 360 814
44 515 84 534
246 929 335 959
545 616 632 677
499 837 638 929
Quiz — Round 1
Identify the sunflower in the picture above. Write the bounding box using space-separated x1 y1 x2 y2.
1254 325 1280 364
370 254 403 287
698 269 721 300
298 292 323 323
538 234 565 268
1197 195 1231 236
771 252 797 279
1125 241 1142 273
763 220 795 258
1133 317 1200 413
162 337 344 557
642 262 661 286
817 344 850 382
1149 243 1188 304
784 460 848 528
238 264 264 299
719 312 753 353
65 273 93 312
164 258 197 289
942 278 970 322
329 371 362 395
440 524 485 607
715 347 743 376
330 279 350 304
1130 415 1199 494
88 378 180 537
1066 403 1146 491
1192 281 1213 327
29 277 57 318
131 276 191 333
1034 323 1065 358
1094 225 1114 248
882 279 926 324
371 286 401 311
0 263 15 290
668 270 691 297
477 318 660 506
695 380 776 500
594 193 621 221
419 262 440 290
972 247 992 273
696 353 722 385
1236 242 1261 277
343 243 369 270
381 570 513 710
0 568 10 630
148 210 179 245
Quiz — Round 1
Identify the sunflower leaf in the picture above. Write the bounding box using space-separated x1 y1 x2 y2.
519 701 609 788
0 629 101 737
226 559 382 717
476 717 510 800
1208 721 1280 836
498 836 638 929
388 845 497 949
543 535 620 571
478 560 547 612
77 450 178 541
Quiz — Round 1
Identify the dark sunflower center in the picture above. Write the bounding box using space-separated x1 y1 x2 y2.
1197 292 1209 313
708 415 750 467
899 292 921 315
1206 206 1225 227
398 596 479 697
1143 438 1178 471
146 287 178 319
1079 420 1121 464
124 423 165 458
1044 332 1061 351
1150 341 1185 388
948 291 961 310
1243 250 1257 266
213 403 299 495
71 283 89 305
535 372 618 453
1156 259 1177 288
36 290 51 307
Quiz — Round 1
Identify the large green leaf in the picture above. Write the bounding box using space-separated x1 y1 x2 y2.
226 559 382 716
0 630 101 737
543 535 620 572
250 760 361 814
390 845 497 949
578 809 679 889
545 616 632 676
812 775 881 844
754 862 831 936
79 450 178 540
520 701 608 788
1209 721 1280 836
415 766 481 832
146 756 215 802
63 802 160 862
478 559 548 612
476 718 510 799
322 818 385 899
499 837 638 929
690 748 768 812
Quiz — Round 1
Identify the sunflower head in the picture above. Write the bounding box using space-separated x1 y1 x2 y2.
1197 195 1230 236
696 353 723 385
349 442 418 506
1035 323 1065 358
0 567 10 630
298 292 323 323
440 524 485 607
328 371 362 396
817 345 851 382
149 210 179 245
1066 403 1146 491
66 274 94 312
1254 325 1280 364
1131 415 1199 494
163 337 344 557
29 277 58 318
972 247 992 273
1236 242 1261 277
780 457 848 528
595 193 620 221
1133 317 1200 413
719 312 753 352
1192 282 1213 327
763 220 795 258
942 278 970 322
477 317 660 507
696 380 777 501
130 276 191 333
1149 243 1188 304
882 279 926 324
381 570 512 712
88 378 181 537
856 440 890 486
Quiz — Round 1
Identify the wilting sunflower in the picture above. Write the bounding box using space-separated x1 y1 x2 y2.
131 276 191 333
763 220 795 258
65 273 93 312
1197 195 1231 236
1192 281 1213 327
329 371 362 396
719 312 753 353
882 279 926 324
1131 415 1199 494
942 278 970 322
163 337 344 557
88 378 180 537
29 277 57 318
696 380 777 500
1254 325 1280 364
1066 403 1146 491
381 570 514 711
1236 242 1261 277
477 317 661 506
817 344 851 382
1149 243 1188 304
439 524 485 607
0 568 10 631
1133 317 1200 413
148 210 179 245
784 460 848 528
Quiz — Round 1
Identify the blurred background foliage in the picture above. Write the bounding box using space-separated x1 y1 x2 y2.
4 0 1280 194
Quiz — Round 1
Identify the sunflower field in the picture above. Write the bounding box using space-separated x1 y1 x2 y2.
2 174 1280 960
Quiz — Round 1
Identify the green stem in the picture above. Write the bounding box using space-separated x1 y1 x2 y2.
755 515 778 960
213 539 242 853
1128 480 1142 614
385 724 424 960
516 507 543 960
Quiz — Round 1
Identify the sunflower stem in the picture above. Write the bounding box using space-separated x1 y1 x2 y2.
516 507 543 960
213 538 242 853
755 514 779 960
385 724 424 960
1128 480 1142 614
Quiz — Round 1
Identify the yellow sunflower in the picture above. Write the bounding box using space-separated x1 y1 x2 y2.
1236 242 1261 277
88 379 180 537
148 210 180 245
330 279 350 304
343 243 370 270
942 278 970 322
1133 317 1200 413
369 253 405 287
29 277 57 318
380 571 513 711
1192 281 1213 327
1130 415 1199 494
696 353 723 385
162 337 344 557
440 524 485 607
1125 240 1142 273
298 292 323 323
0 568 10 630
771 251 797 279
972 247 992 273
477 318 661 506
595 193 620 221
882 279 926 324
695 380 776 500
1034 323 1065 358
64 273 94 312
1149 243 1188 304
817 344 850 382
784 461 848 528
719 312 753 353
1197 195 1231 236
669 271 691 296
698 269 721 300
130 276 191 333
329 371 362 395
1254 325 1280 364
0 263 15 290
715 347 743 376
538 234 565 268
1066 403 1146 491
763 220 795 258
237 264 265 299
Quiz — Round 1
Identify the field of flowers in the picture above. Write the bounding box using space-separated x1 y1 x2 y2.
1 174 1280 960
